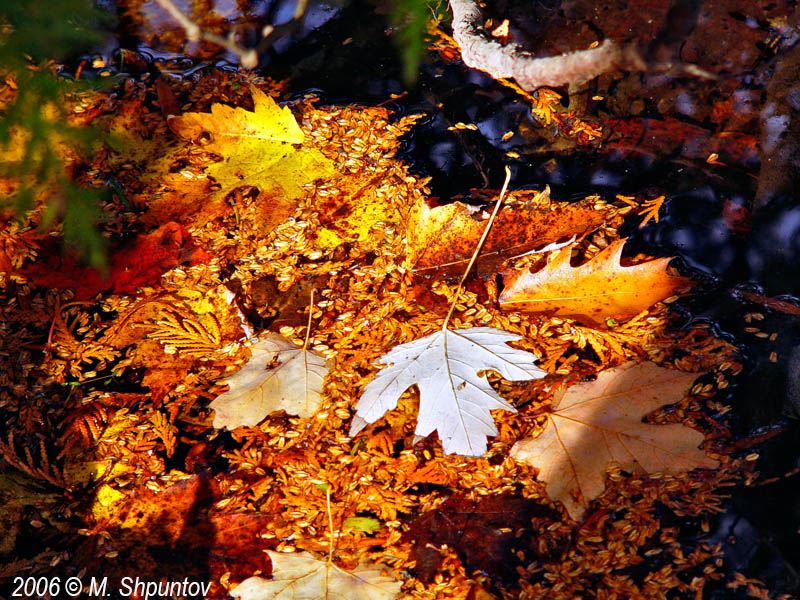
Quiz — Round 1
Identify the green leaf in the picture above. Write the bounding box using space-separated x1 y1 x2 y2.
344 516 382 532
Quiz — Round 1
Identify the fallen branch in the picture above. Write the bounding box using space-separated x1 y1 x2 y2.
448 0 646 90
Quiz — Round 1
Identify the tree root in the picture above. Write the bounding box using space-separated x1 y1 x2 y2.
448 0 646 91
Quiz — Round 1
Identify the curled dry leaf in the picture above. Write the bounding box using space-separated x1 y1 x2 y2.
406 189 608 277
499 238 692 324
210 332 329 429
349 327 546 456
231 551 401 600
511 362 719 520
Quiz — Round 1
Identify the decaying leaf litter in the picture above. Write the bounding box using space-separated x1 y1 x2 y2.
0 69 768 599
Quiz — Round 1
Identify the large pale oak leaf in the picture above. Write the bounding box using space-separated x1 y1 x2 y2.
349 327 546 456
232 551 400 600
210 333 329 429
499 238 692 324
511 362 719 520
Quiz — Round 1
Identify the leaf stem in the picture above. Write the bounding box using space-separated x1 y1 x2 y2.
326 484 334 565
442 166 512 331
303 288 315 351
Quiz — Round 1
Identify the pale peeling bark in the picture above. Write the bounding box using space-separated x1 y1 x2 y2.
449 0 646 90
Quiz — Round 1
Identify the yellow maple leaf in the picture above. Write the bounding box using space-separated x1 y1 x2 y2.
160 86 335 223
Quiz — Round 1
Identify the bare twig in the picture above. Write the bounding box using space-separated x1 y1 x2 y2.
442 166 512 330
448 0 646 91
255 0 309 55
153 0 311 68
153 0 259 68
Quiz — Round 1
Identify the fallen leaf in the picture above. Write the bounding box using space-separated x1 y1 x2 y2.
231 551 401 600
90 474 273 595
310 109 425 249
499 238 692 324
170 85 303 144
343 516 381 533
604 117 759 169
139 172 220 226
0 473 63 556
97 287 248 404
107 222 214 294
735 291 800 316
510 362 719 520
314 173 403 250
155 76 180 118
210 332 329 429
105 96 173 167
406 188 608 277
164 85 334 223
249 275 322 329
19 222 212 300
349 327 546 456
722 199 752 233
404 493 562 582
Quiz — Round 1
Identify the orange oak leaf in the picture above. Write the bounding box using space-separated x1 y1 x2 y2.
406 188 608 277
498 238 692 324
511 362 719 520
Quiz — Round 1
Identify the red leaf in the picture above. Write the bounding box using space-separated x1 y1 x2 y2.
19 222 212 299
108 222 212 295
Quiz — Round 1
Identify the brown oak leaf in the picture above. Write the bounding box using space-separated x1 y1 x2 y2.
406 188 608 277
